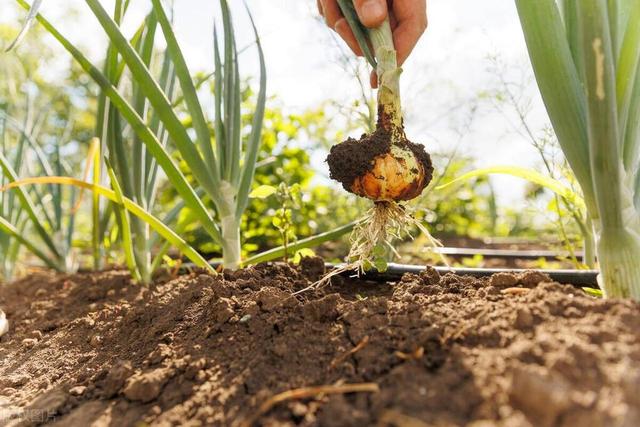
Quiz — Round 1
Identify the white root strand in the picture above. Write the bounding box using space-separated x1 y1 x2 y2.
296 202 442 294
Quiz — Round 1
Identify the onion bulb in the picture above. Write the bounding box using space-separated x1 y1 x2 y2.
326 10 432 202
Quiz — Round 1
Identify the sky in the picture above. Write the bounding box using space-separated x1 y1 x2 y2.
3 0 554 204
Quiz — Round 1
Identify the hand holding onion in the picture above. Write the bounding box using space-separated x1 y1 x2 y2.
312 1 440 286
326 5 433 202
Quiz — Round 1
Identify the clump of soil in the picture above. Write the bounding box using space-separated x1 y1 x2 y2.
326 127 433 198
1 262 640 426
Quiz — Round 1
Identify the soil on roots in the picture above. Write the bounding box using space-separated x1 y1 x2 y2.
1 260 640 426
326 127 433 197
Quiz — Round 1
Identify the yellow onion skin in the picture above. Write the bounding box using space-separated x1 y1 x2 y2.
350 144 428 202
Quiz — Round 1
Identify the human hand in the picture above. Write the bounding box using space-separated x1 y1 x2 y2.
318 0 428 85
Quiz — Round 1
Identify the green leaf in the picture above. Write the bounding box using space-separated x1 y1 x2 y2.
436 166 586 210
336 0 377 68
0 215 59 270
373 257 388 273
249 184 277 199
106 158 142 282
292 248 316 264
577 0 624 230
582 286 604 297
0 152 62 264
84 0 221 205
5 0 43 51
372 244 386 258
14 0 223 245
235 4 267 218
1 176 214 273
151 0 218 180
243 221 359 266
515 0 594 210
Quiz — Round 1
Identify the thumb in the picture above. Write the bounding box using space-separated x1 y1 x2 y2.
353 0 388 28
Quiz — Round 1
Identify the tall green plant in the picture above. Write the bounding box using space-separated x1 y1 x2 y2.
92 2 179 283
15 0 266 273
516 0 640 299
0 102 81 278
94 0 266 271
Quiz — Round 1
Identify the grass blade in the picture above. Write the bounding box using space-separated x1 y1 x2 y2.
106 159 142 282
213 25 226 179
577 0 624 229
0 152 62 263
618 2 640 169
14 0 223 244
243 221 358 265
0 177 215 272
151 0 218 182
5 0 43 51
83 0 221 203
235 5 266 218
0 215 58 270
132 12 158 206
515 0 595 210
436 165 586 209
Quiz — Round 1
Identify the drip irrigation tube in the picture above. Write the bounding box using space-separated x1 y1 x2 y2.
182 261 600 288
346 263 599 287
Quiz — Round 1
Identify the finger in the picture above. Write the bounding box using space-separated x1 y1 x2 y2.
335 18 364 56
320 0 343 28
370 70 378 88
353 0 388 28
391 0 428 65
389 12 398 30
317 0 323 16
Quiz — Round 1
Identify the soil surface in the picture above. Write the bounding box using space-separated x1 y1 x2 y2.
326 127 433 199
1 260 640 426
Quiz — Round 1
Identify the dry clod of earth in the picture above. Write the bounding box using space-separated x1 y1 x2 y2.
1 262 640 426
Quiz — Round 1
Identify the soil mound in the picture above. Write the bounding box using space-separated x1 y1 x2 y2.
1 261 639 426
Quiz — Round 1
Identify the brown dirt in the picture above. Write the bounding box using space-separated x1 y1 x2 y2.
326 127 433 198
1 260 640 426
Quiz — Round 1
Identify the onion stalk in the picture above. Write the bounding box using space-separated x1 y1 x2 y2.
327 16 433 201
321 3 438 283
516 0 640 299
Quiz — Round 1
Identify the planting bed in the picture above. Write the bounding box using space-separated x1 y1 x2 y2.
1 260 640 426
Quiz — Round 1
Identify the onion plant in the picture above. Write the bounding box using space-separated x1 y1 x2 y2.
319 0 439 281
515 0 640 299
0 100 80 278
91 2 179 283
14 0 266 273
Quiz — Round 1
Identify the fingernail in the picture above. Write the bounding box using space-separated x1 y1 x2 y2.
362 0 385 23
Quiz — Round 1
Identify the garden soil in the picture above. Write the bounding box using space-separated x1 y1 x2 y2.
1 259 640 426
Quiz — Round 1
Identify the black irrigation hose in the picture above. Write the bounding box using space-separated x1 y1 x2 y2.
182 261 600 288
350 263 599 287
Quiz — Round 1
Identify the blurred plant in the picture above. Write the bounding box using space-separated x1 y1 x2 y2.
0 82 86 280
270 183 302 262
13 0 269 277
480 53 592 268
516 0 640 299
160 91 363 259
250 182 308 262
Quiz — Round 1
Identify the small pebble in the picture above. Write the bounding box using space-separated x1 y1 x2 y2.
490 273 518 288
22 338 38 348
90 335 103 347
69 385 87 396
